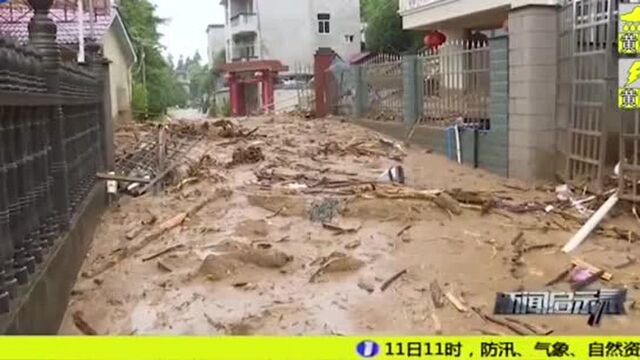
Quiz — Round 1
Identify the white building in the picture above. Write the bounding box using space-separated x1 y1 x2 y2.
220 0 361 73
206 24 226 68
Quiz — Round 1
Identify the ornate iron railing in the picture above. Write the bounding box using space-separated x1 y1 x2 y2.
0 0 107 315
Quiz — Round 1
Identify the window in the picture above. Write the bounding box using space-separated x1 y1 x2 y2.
344 35 354 43
317 13 330 34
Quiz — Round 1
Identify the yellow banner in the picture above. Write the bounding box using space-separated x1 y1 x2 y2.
0 337 638 359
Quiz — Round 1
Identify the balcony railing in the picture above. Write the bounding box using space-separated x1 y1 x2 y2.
229 12 258 35
231 44 258 62
400 0 449 12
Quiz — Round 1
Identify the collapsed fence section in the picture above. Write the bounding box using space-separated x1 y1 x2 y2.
276 63 314 114
361 54 404 122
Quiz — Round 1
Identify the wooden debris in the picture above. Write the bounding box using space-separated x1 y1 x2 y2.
545 266 572 287
136 163 179 196
72 311 98 335
322 223 361 235
472 307 527 335
242 127 260 138
571 258 612 281
142 244 184 262
614 256 637 270
380 269 408 292
125 227 144 240
358 280 375 293
430 311 442 335
473 328 506 336
157 260 173 272
433 193 462 216
309 253 365 283
344 240 361 250
172 177 199 192
522 243 555 253
84 190 230 279
397 224 412 237
429 280 445 308
445 292 468 312
96 172 151 184
511 231 525 247
504 317 553 335
141 213 158 226
266 207 285 219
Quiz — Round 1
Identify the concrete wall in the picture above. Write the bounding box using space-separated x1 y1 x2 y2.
312 0 361 63
0 186 106 334
507 5 558 180
103 26 132 119
207 25 226 68
224 0 360 72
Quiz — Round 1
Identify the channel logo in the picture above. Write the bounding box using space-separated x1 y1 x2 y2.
356 340 380 358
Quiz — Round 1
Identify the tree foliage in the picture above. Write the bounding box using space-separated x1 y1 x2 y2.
362 0 424 54
119 0 186 119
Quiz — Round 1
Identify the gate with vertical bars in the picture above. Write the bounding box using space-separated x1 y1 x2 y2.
560 0 619 193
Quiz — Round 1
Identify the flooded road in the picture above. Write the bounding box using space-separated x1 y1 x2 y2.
59 115 640 336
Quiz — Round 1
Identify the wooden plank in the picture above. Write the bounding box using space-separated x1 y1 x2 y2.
96 172 152 184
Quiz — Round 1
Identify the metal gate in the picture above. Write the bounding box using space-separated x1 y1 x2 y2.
560 0 619 193
619 2 640 201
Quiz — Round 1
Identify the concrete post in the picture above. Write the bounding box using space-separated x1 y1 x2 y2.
353 65 365 118
507 5 559 180
403 55 420 129
485 35 510 177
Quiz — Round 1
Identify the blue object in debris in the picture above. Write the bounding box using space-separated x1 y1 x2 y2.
445 126 455 161
0 0 10 3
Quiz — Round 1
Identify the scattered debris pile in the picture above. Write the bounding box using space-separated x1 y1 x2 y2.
317 136 406 161
228 146 265 167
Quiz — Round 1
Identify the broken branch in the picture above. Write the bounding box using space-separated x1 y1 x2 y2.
380 269 408 292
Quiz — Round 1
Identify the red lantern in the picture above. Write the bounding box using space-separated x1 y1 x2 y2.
424 31 446 50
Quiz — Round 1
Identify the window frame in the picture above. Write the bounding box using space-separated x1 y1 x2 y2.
317 13 331 34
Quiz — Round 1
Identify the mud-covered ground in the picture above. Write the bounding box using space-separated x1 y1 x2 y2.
59 115 640 336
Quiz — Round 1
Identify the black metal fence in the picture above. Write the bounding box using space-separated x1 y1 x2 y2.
0 0 107 315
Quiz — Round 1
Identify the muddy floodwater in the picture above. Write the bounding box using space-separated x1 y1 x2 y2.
59 115 640 336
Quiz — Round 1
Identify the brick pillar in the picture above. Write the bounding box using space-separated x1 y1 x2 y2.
507 5 558 180
314 47 335 117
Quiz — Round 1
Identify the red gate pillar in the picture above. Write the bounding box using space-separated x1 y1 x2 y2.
229 73 246 117
258 70 276 114
264 70 275 113
314 48 335 118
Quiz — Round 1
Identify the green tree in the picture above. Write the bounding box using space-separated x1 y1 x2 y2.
119 0 186 119
362 0 424 54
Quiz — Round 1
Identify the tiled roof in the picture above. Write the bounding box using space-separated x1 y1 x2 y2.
0 7 115 45
348 51 373 65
